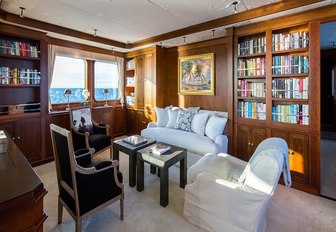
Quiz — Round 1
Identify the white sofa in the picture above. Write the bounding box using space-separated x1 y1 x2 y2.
141 107 228 166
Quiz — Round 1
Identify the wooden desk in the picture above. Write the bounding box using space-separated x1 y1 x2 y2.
0 130 47 232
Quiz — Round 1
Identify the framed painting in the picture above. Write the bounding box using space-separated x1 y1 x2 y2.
178 53 215 95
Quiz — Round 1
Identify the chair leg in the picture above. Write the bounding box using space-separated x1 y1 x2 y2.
110 147 113 160
120 197 124 221
75 217 82 232
57 198 63 224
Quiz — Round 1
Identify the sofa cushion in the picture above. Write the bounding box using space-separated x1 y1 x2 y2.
174 107 199 132
141 127 221 155
191 112 208 136
166 108 180 128
205 115 228 141
155 106 172 127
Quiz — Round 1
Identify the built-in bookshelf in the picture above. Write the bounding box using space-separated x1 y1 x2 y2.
271 25 310 125
0 34 42 115
125 58 135 107
236 33 266 121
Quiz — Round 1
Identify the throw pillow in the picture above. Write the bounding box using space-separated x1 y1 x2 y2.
166 108 180 128
174 108 197 131
205 115 228 141
155 106 171 127
191 112 208 136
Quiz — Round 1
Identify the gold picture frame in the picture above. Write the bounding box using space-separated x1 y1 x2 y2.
178 53 215 95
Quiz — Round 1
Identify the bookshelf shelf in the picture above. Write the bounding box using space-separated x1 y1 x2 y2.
271 47 308 55
0 84 40 88
0 53 40 61
237 52 266 58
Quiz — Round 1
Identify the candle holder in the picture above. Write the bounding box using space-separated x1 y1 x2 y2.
103 88 110 107
64 88 72 111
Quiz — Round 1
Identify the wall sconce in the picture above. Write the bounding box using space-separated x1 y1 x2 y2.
64 88 72 111
103 88 110 107
212 29 216 38
232 1 239 14
183 36 186 44
19 7 25 18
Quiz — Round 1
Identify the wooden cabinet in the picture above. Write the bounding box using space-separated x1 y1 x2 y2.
0 116 41 164
126 109 137 134
235 125 266 161
272 130 309 184
113 106 125 137
92 107 113 136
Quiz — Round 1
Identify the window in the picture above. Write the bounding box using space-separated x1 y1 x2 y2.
49 56 85 104
94 61 119 101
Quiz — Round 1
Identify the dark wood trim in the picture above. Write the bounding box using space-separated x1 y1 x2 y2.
131 0 325 47
0 0 326 50
0 9 126 48
47 36 125 58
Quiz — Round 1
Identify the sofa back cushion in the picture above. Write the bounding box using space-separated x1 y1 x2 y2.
191 112 208 136
155 106 172 127
174 107 199 132
205 115 227 141
166 108 180 128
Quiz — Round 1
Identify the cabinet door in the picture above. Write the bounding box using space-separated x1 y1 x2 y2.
235 125 266 161
113 106 125 137
250 127 267 154
100 109 113 135
91 109 100 123
126 109 137 134
135 56 145 109
0 121 15 139
136 110 147 133
272 130 309 184
144 53 154 110
15 117 41 163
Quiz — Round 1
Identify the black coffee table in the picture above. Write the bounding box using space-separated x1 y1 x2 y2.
113 136 155 187
136 143 187 207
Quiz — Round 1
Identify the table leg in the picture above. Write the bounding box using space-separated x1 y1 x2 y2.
137 157 144 192
160 167 169 207
150 165 156 174
129 151 137 187
180 156 187 188
113 147 119 170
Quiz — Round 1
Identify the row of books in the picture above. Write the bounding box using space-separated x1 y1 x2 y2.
272 31 309 51
237 101 266 120
0 39 39 58
272 104 309 125
126 59 135 70
237 80 266 98
0 67 41 85
237 57 266 76
272 55 309 75
272 77 309 99
238 37 266 55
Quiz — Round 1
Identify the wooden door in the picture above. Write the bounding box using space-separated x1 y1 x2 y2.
100 108 113 135
250 127 267 154
15 117 41 163
135 56 145 109
235 124 252 161
126 109 137 134
144 53 154 110
0 120 15 139
113 106 125 137
272 130 309 184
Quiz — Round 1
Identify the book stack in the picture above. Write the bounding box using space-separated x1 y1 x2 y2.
237 101 266 120
272 77 309 99
238 36 266 55
151 143 171 155
272 55 309 75
272 31 309 51
0 39 39 58
272 104 309 125
237 80 266 98
237 57 266 76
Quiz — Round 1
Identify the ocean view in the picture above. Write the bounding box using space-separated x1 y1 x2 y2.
49 88 119 104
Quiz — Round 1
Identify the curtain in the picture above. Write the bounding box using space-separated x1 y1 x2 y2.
47 44 56 112
116 56 125 107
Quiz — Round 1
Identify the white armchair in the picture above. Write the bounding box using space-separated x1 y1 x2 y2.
183 137 291 232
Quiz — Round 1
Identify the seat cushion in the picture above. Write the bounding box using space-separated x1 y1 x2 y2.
89 134 111 153
141 127 221 155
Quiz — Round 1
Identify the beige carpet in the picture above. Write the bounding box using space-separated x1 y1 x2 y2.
321 138 336 199
34 151 336 232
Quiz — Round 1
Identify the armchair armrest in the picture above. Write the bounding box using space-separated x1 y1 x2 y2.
185 172 269 232
71 127 90 151
92 120 110 135
214 134 228 153
75 148 95 167
147 122 157 128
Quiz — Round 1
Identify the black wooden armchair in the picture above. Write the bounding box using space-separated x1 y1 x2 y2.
50 123 124 232
69 106 112 158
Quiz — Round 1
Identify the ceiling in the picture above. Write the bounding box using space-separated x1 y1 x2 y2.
1 0 336 52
